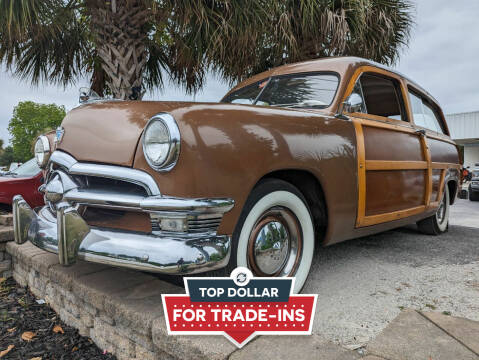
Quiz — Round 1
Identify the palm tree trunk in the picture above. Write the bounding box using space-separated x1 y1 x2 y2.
89 0 150 100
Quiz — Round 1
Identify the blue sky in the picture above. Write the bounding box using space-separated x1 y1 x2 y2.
1 0 478 145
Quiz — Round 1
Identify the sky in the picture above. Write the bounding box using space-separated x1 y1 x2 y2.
1 0 479 146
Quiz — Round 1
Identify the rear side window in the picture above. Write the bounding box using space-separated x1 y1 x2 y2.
408 90 444 134
358 73 405 121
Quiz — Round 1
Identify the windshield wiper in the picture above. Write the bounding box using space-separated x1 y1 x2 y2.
270 100 327 108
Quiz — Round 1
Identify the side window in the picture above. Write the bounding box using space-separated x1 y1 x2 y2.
221 80 268 104
408 90 444 134
422 102 444 134
357 73 406 121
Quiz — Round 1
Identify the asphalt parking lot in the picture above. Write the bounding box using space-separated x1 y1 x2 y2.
304 198 479 348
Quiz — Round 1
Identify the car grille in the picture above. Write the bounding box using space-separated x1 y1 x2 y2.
71 174 148 197
44 151 231 236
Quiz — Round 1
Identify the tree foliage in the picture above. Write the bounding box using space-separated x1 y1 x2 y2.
8 101 65 162
0 0 414 99
0 146 15 167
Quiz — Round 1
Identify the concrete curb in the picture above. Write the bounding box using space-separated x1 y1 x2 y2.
5 240 353 360
0 214 12 226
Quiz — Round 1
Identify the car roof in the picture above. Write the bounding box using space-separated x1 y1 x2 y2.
225 56 437 104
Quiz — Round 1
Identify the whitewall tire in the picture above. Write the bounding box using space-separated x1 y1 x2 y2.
417 184 450 235
232 179 315 293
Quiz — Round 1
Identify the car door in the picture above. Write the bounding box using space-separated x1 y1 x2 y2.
406 87 460 208
342 66 430 227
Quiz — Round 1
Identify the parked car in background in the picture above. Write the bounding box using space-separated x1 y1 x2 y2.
0 163 20 177
0 159 44 210
469 170 479 201
13 57 460 292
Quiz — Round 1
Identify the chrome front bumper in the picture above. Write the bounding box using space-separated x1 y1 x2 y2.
13 195 232 275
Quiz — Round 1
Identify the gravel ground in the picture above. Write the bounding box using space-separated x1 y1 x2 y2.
304 198 479 348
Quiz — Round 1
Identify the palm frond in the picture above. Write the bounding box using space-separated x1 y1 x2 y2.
0 0 414 96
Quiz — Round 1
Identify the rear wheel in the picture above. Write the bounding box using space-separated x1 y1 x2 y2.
417 185 450 235
227 179 316 293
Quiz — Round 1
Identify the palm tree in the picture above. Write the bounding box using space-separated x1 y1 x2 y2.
0 0 413 100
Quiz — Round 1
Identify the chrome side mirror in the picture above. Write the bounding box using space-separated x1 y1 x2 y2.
336 92 364 120
343 93 363 114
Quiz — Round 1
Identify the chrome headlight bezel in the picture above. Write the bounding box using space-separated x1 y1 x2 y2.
142 113 180 172
34 135 51 168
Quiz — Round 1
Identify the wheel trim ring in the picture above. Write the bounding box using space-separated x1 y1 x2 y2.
246 207 303 277
436 191 447 224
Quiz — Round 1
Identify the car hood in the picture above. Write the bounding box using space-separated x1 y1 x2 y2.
57 101 209 166
0 175 32 182
57 100 333 167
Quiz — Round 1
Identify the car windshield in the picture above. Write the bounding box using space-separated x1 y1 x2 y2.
222 73 339 109
473 170 479 178
10 158 40 177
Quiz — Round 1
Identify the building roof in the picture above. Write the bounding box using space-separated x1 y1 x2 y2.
446 111 479 141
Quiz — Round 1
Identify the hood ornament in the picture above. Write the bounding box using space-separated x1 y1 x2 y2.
55 127 65 144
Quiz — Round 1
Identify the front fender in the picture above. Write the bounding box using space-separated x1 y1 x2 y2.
133 104 359 243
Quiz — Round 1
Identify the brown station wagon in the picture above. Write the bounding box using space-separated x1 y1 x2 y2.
13 57 460 292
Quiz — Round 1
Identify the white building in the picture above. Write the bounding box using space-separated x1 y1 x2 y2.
446 111 479 169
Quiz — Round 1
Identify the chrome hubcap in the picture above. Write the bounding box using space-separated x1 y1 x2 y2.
247 207 302 277
253 221 289 275
436 193 446 224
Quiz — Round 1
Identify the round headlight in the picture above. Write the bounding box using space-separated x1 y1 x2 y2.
142 113 180 171
34 135 51 168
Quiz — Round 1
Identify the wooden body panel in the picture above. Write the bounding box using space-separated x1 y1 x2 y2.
365 170 426 216
364 127 424 161
343 65 460 228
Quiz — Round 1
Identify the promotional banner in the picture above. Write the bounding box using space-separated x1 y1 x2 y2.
162 268 318 348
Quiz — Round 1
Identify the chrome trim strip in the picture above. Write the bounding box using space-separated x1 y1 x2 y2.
49 151 77 169
64 189 143 209
13 197 231 274
49 150 161 195
63 188 235 214
140 196 235 214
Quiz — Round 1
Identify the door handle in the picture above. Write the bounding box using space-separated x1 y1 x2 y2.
415 129 426 136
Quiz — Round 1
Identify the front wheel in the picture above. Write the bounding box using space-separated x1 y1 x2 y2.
417 185 450 235
229 179 315 293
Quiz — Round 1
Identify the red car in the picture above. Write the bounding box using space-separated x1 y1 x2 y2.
0 158 44 210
